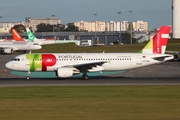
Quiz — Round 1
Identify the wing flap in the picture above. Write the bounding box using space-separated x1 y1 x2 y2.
62 61 107 72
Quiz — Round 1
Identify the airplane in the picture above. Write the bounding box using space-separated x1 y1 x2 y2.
11 28 80 45
0 41 42 54
0 29 24 42
0 29 42 54
5 26 173 80
0 30 41 54
25 28 80 45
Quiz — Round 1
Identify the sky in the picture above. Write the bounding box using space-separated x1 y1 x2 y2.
0 0 172 29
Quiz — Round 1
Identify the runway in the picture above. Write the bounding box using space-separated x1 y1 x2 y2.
1 55 180 87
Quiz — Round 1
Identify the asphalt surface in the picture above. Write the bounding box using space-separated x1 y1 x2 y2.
1 55 180 87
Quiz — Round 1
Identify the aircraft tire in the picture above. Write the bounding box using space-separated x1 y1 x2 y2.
26 76 30 80
84 75 89 80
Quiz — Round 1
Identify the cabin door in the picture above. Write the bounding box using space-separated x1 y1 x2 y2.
136 55 142 65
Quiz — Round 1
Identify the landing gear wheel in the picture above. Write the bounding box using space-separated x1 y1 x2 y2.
82 74 89 80
27 71 31 80
26 76 30 80
84 75 89 80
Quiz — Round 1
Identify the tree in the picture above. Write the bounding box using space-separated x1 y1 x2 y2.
11 24 26 33
36 23 52 32
36 23 79 32
65 24 79 31
55 24 66 32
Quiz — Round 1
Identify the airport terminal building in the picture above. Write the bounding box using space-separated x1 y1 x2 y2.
0 17 150 44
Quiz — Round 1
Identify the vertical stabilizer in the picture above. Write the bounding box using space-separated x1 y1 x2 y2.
26 28 36 42
140 26 171 54
12 29 24 41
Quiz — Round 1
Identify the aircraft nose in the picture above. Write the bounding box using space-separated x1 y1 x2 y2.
38 45 42 49
5 61 13 70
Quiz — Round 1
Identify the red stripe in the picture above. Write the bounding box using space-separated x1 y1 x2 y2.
153 26 170 54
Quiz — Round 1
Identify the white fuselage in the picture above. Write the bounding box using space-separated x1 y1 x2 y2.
0 41 42 51
32 39 80 45
5 53 173 72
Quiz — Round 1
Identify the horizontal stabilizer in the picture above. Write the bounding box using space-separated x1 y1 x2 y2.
152 55 173 61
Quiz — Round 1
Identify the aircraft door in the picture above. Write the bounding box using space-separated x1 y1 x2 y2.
25 58 30 65
136 55 142 65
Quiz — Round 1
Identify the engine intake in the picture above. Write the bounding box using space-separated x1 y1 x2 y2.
3 48 13 54
56 68 74 78
174 53 179 61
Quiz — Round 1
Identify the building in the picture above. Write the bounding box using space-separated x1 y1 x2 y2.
74 20 148 32
120 21 129 31
25 17 61 32
0 17 148 33
134 21 148 32
74 21 106 32
0 22 26 33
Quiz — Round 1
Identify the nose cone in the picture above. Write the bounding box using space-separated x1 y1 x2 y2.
5 61 13 70
37 45 42 49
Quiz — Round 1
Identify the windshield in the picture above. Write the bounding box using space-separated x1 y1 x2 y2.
33 43 39 45
12 58 20 61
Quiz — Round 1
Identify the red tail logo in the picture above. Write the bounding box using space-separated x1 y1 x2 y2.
12 29 24 41
153 26 170 54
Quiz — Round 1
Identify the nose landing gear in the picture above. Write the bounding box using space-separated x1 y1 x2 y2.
26 71 31 80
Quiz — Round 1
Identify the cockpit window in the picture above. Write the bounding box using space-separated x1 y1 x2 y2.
12 58 20 61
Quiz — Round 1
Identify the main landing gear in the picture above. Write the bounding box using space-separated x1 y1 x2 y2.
82 73 89 80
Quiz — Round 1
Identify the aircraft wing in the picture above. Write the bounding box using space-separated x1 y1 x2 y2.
62 61 107 72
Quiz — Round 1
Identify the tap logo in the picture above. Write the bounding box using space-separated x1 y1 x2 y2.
46 59 52 62
153 32 161 54
153 26 170 54
27 54 57 71
42 54 56 71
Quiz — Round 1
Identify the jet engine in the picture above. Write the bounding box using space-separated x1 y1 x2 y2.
173 53 180 61
2 48 13 54
56 68 75 78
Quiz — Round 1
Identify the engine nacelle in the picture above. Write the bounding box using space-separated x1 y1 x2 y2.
173 53 179 61
56 68 74 78
3 48 13 54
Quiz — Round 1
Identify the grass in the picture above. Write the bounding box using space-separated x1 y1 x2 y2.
6 39 180 119
32 43 144 53
0 86 180 120
26 38 180 53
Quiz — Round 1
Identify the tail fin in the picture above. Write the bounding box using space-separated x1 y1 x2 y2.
26 28 36 42
140 26 171 54
12 29 24 41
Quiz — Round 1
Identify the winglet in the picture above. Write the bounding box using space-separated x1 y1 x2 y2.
140 26 171 54
12 29 24 41
26 28 36 42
